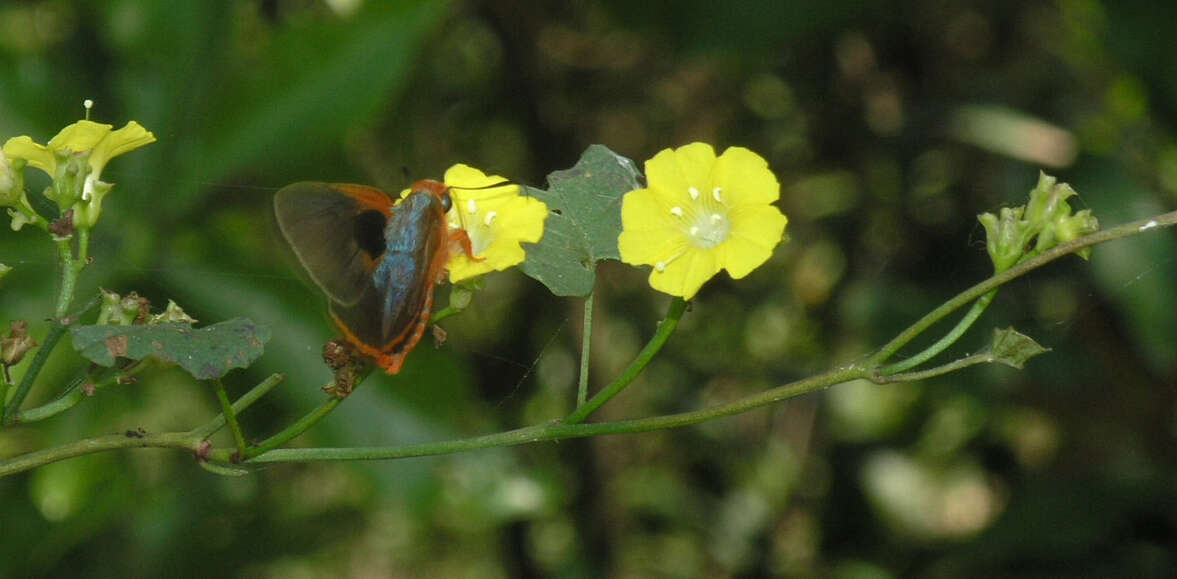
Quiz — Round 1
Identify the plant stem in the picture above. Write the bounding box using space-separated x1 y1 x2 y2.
0 367 11 409
214 379 248 460
2 322 67 425
868 210 1177 367
54 238 77 317
3 211 1175 475
16 360 153 423
0 431 202 477
4 234 89 424
576 291 594 407
246 364 871 464
2 293 103 424
15 376 88 423
564 297 688 424
76 227 90 268
873 352 992 383
233 397 342 461
880 289 996 375
190 373 286 439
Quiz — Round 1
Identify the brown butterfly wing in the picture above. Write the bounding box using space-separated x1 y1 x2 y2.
273 182 392 307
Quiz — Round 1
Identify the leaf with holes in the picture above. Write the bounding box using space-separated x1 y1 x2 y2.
71 318 270 380
520 145 641 296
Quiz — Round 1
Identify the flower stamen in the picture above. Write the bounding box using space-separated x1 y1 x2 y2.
654 248 687 272
484 211 497 226
670 206 684 217
688 186 700 200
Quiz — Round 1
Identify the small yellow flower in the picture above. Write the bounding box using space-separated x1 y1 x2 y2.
442 164 548 283
618 143 788 299
3 119 155 227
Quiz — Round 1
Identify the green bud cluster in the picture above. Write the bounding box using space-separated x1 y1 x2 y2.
978 172 1100 273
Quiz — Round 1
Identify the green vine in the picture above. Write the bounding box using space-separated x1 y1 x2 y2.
2 118 1173 480
2 209 1174 477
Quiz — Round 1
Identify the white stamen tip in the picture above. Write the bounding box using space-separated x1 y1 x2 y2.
484 211 497 226
83 99 93 110
712 187 723 202
670 206 684 217
655 262 667 272
1140 220 1158 231
711 213 722 222
689 226 699 236
688 187 700 200
466 199 478 213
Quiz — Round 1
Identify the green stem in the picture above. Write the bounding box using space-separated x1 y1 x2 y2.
197 459 250 476
15 376 88 423
432 287 473 325
247 364 871 464
431 304 460 324
16 360 153 423
564 297 688 424
54 238 77 318
76 227 90 269
229 396 342 461
190 373 286 439
873 352 992 383
0 367 11 409
4 234 88 424
0 431 202 477
576 291 594 407
867 210 1177 367
214 379 248 460
3 211 1175 475
880 289 997 375
2 322 67 425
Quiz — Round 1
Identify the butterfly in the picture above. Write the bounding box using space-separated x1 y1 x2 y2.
274 180 477 374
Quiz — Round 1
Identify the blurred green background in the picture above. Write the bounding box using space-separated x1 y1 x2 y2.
2 0 1176 577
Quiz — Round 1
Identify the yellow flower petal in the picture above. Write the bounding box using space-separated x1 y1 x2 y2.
47 120 113 153
618 187 685 265
442 164 546 283
644 142 717 199
89 121 156 173
496 196 548 243
3 136 54 174
721 204 788 278
713 147 780 206
445 163 513 190
649 246 721 299
448 253 498 282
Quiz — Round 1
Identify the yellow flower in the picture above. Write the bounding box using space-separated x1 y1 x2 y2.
442 164 548 283
3 119 155 227
618 143 788 299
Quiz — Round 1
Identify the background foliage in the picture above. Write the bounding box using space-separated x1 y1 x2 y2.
2 0 1176 577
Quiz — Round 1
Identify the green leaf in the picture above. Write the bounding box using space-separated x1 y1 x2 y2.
70 318 270 380
986 327 1049 369
520 145 641 296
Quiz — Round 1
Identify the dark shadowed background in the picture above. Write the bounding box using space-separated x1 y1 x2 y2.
2 1 1176 577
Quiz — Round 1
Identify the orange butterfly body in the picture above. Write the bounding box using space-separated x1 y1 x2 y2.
274 180 472 374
